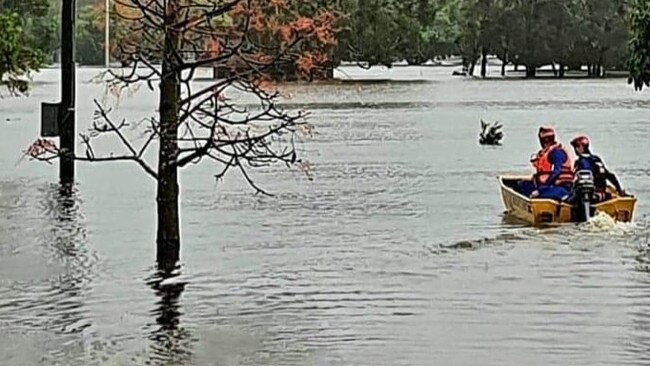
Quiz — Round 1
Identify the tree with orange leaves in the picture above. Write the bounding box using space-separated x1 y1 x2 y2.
31 0 335 270
210 0 341 80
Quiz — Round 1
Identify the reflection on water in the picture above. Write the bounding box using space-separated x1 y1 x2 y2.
40 185 93 336
40 184 89 265
145 264 192 366
628 233 650 366
0 182 95 364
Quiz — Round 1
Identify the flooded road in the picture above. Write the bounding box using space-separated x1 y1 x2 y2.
1 66 650 365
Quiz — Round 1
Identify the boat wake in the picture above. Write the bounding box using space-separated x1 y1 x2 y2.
427 231 534 254
430 212 643 255
579 211 637 235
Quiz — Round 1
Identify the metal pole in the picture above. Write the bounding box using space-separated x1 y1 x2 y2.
105 0 110 68
60 0 76 185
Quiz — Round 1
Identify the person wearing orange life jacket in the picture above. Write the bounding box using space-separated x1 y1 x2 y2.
517 126 574 200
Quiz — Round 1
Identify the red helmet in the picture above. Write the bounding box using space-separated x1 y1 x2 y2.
538 126 556 140
538 126 556 146
571 135 590 150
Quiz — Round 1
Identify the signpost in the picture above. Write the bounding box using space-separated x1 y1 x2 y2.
42 0 76 185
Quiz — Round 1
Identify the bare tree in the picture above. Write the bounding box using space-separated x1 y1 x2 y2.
29 0 338 269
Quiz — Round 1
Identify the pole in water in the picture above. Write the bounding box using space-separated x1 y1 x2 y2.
60 0 76 185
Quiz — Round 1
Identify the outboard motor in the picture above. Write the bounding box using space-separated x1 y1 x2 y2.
574 170 595 222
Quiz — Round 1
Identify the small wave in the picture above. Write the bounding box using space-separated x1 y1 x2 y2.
429 212 640 255
427 231 533 254
578 211 636 235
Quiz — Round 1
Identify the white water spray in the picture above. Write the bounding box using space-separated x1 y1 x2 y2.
580 211 635 234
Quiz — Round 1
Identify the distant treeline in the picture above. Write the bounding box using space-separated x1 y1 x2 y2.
333 0 631 78
11 0 637 78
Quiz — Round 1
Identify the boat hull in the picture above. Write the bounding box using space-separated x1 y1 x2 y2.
499 176 636 226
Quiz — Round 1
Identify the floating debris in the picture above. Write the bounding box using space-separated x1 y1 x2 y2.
479 119 504 145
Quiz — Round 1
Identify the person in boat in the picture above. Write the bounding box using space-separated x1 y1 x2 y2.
518 126 574 200
569 135 627 202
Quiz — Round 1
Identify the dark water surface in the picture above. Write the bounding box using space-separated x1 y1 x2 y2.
1 66 650 365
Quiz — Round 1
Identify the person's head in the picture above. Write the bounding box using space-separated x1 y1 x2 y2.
538 126 557 148
571 135 591 155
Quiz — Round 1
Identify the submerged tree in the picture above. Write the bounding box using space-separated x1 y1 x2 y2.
76 0 106 65
339 0 401 67
629 0 650 90
29 0 336 269
0 13 43 94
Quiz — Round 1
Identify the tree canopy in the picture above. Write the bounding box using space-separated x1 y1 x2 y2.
0 0 56 94
7 0 640 80
328 0 633 77
629 0 650 90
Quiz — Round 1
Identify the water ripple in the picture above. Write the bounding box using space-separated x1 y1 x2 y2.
3 68 650 365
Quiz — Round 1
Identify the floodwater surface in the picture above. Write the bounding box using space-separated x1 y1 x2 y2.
1 66 650 365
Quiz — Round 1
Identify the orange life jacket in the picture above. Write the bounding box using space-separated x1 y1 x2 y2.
532 143 574 186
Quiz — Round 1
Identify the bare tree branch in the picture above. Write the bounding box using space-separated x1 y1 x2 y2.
62 0 334 193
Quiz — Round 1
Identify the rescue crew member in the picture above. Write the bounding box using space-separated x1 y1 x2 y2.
518 126 574 200
570 135 626 202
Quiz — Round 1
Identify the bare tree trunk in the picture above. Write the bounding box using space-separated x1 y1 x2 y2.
559 63 565 78
551 63 557 77
525 65 536 78
468 54 477 76
325 65 334 79
501 50 508 76
157 1 181 269
480 47 488 78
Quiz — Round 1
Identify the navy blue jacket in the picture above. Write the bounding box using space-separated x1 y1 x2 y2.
574 154 623 193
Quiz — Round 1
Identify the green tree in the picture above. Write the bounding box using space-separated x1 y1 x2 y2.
629 0 650 90
0 0 55 93
570 0 629 77
505 0 556 77
447 0 630 79
427 0 464 58
0 12 46 94
489 0 522 76
394 0 437 65
458 0 501 77
338 0 401 67
76 2 104 65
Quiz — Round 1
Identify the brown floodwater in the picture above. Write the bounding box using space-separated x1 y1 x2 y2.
1 66 650 365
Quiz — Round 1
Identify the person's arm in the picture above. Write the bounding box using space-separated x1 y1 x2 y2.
542 148 568 188
605 170 624 193
603 164 624 194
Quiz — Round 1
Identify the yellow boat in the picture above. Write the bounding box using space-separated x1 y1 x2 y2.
499 175 637 226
